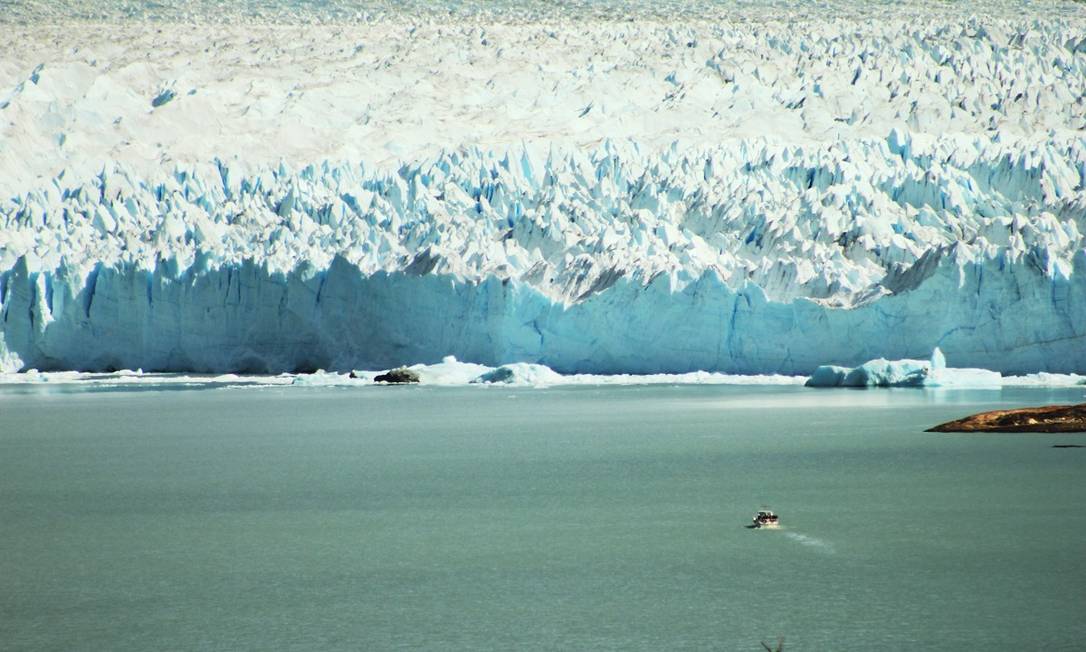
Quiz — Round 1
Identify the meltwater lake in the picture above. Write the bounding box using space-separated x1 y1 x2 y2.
1 383 1084 650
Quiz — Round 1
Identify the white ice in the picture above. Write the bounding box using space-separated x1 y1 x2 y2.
2 2 1085 375
3 354 1083 389
806 348 1004 388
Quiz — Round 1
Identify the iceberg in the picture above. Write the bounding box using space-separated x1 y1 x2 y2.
471 363 565 386
411 356 493 385
806 349 1003 388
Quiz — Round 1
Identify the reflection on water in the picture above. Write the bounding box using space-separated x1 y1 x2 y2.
621 384 1086 412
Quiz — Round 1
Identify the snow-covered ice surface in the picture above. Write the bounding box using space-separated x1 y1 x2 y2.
2 1 1086 374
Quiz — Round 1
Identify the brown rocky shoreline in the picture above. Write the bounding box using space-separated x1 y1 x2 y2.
928 404 1086 433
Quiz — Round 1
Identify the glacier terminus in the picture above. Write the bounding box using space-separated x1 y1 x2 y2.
1 1 1085 375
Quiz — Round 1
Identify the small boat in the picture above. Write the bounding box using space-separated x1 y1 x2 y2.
749 509 780 529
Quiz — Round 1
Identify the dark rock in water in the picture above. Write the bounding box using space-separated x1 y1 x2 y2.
1052 444 1084 448
928 404 1086 433
374 368 420 384
348 371 360 379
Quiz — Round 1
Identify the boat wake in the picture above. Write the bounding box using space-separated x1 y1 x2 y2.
784 532 835 554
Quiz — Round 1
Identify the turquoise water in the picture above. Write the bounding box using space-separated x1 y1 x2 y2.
1 384 1084 650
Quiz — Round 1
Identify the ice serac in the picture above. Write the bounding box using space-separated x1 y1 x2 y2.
2 137 1086 374
2 7 1086 374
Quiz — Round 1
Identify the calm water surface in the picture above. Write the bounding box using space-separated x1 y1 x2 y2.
1 384 1084 650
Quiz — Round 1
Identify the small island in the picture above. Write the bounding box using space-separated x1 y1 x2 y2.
928 404 1086 433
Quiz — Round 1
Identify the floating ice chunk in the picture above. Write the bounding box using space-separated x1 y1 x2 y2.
1000 373 1086 387
807 350 1002 388
842 358 932 387
471 363 564 386
805 365 850 387
290 370 352 386
408 356 493 385
925 367 1002 388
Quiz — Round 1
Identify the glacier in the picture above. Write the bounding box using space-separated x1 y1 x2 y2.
2 3 1086 375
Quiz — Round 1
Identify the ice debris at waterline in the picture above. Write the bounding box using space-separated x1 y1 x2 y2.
805 348 1003 388
353 357 803 387
2 357 1084 389
2 5 1086 375
0 357 806 388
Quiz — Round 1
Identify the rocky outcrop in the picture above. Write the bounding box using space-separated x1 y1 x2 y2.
374 368 420 384
928 404 1086 433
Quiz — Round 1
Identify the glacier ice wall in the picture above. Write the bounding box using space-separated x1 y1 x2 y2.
2 136 1085 374
2 8 1086 373
2 244 1084 374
